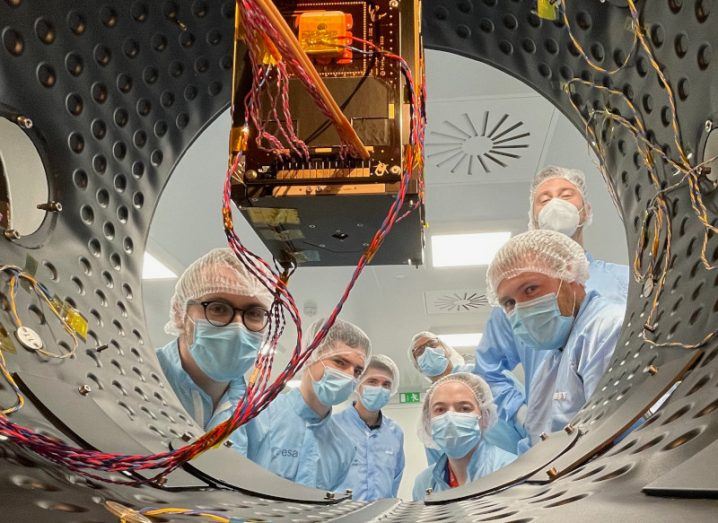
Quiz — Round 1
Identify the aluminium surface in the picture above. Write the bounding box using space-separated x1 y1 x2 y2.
0 0 716 521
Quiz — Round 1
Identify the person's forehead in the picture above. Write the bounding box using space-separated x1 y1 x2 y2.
535 177 579 196
327 342 366 364
497 271 553 297
364 368 393 382
199 291 262 308
431 381 477 403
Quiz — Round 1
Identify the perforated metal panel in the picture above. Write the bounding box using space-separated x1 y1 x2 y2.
0 1 717 521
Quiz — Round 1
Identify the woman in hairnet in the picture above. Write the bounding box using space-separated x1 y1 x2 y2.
157 248 273 455
247 318 371 491
486 230 625 452
412 372 517 501
335 355 405 501
409 333 523 460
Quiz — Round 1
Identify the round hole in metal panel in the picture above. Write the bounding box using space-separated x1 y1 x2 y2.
0 116 48 235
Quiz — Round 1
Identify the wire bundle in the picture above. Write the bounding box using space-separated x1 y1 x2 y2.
0 4 425 487
559 0 717 349
238 0 369 159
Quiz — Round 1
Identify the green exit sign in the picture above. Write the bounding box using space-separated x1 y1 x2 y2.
399 392 421 404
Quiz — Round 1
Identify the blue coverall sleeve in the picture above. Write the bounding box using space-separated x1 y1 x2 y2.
412 467 433 501
577 306 625 399
392 429 405 497
474 307 525 422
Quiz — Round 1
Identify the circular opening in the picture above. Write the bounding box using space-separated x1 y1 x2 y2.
0 116 49 235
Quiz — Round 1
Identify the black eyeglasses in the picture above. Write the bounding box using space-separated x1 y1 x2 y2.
189 300 269 332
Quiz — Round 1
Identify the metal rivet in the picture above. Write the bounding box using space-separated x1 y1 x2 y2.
78 384 92 396
647 365 658 375
547 466 559 479
4 229 20 240
16 115 33 128
540 432 549 441
425 487 433 495
325 491 335 500
37 201 63 212
705 120 713 133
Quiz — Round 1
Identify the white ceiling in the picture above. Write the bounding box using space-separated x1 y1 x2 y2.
143 50 628 394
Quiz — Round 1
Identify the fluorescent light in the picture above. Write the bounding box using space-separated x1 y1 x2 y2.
142 252 177 280
431 232 511 267
286 379 301 389
438 332 483 349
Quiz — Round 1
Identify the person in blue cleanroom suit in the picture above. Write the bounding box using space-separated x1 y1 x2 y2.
485 230 625 453
475 166 629 442
246 318 371 491
412 372 517 501
156 248 273 455
335 355 405 501
408 332 523 460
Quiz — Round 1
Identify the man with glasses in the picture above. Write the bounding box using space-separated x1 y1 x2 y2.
157 248 272 455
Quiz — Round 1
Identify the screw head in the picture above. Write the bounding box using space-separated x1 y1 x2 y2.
706 120 713 133
540 432 549 441
78 384 92 396
325 491 335 500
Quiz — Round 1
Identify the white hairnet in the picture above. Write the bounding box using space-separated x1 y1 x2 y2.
306 317 372 365
407 331 465 380
419 372 497 447
486 230 590 307
358 354 400 396
528 165 593 229
165 248 274 336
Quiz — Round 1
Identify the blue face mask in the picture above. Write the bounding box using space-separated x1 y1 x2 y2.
359 385 391 412
509 292 574 351
189 319 263 382
312 366 357 407
431 411 482 459
417 347 449 377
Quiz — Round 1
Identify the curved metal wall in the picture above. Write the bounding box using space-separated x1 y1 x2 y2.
0 1 716 521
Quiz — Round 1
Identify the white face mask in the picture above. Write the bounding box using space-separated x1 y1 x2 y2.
537 199 582 237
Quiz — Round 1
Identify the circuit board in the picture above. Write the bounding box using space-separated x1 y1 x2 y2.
234 0 425 267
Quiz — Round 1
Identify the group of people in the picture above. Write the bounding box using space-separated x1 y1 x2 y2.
157 166 628 502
